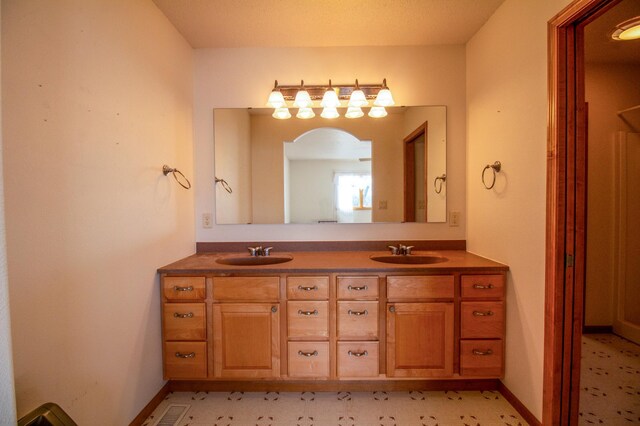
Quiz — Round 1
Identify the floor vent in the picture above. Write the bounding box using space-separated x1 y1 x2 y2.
151 404 190 426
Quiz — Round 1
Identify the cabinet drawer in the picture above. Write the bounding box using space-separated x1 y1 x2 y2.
461 301 504 338
164 341 207 379
163 276 205 301
337 276 379 299
163 303 206 341
387 275 454 299
461 275 505 299
337 342 379 377
213 276 279 301
337 301 379 340
288 341 329 378
460 339 504 377
287 276 329 300
287 301 329 338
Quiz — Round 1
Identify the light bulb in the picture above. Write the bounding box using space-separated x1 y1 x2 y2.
374 88 395 107
293 80 313 108
296 107 315 119
348 79 369 107
345 106 364 119
321 88 340 108
321 107 339 119
266 80 286 108
368 106 387 118
272 107 291 119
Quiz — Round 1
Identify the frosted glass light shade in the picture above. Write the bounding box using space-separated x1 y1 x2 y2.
348 90 368 107
368 106 387 118
293 90 313 108
374 88 395 106
296 107 316 119
272 107 291 119
345 106 364 119
321 107 339 119
267 90 286 108
321 89 340 108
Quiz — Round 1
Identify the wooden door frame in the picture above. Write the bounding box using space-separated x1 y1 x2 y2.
544 0 618 424
403 122 428 222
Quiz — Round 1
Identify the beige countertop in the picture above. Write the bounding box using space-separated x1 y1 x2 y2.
158 250 508 274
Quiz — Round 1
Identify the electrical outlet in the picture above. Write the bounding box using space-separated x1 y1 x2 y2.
202 213 213 228
379 200 388 210
450 211 460 227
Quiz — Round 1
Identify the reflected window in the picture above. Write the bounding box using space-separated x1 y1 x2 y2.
335 173 372 223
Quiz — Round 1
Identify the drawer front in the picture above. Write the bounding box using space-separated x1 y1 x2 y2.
337 301 379 340
288 341 329 378
163 303 206 341
163 276 206 301
337 276 379 299
213 276 279 301
287 301 329 338
164 341 207 379
387 275 454 300
337 342 379 377
461 275 505 299
461 301 504 338
287 276 329 300
460 339 504 377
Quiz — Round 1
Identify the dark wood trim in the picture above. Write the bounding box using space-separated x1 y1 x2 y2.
498 381 541 426
196 240 466 253
128 382 170 426
168 379 499 392
582 325 613 334
545 1 619 425
403 122 428 222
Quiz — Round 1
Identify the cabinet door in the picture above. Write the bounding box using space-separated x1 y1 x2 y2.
386 302 454 377
213 303 280 378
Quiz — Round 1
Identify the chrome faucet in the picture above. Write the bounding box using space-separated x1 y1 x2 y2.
388 244 414 256
248 246 273 257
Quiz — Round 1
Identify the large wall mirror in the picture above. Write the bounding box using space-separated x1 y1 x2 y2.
214 106 446 224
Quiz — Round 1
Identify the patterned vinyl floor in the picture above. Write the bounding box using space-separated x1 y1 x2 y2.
579 333 640 425
144 390 528 426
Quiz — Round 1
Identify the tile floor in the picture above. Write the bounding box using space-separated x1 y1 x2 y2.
579 333 640 424
144 390 528 426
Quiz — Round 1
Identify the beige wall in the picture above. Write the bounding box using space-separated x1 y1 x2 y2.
584 64 640 326
195 46 466 241
2 1 194 424
0 4 17 422
466 0 571 421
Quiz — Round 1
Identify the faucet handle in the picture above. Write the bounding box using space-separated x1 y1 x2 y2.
388 245 399 255
405 246 414 255
247 246 258 257
263 247 273 256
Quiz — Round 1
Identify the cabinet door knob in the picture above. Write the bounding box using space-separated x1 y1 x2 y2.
472 310 494 317
298 285 318 291
298 350 319 357
173 312 194 319
298 309 319 316
175 352 196 358
389 306 396 313
347 309 368 316
173 285 194 292
472 349 494 356
271 306 278 313
348 350 368 357
472 284 494 289
348 285 368 291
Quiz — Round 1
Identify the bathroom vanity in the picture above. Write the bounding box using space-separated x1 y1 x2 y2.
158 248 507 390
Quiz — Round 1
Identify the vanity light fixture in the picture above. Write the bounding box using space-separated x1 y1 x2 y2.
612 16 640 40
267 78 395 119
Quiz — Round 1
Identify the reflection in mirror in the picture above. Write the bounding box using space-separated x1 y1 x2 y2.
214 106 446 224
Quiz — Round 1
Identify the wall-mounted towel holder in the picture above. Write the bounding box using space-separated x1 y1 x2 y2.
482 161 502 189
434 173 446 194
162 165 191 189
215 177 233 194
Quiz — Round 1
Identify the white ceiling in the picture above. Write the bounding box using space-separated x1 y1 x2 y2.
585 0 640 64
153 0 504 48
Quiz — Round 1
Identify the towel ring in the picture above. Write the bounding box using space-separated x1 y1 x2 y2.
482 161 502 189
162 165 191 189
434 174 446 194
215 177 233 194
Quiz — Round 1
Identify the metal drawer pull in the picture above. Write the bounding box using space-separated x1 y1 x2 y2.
347 309 368 316
472 283 494 289
348 350 368 357
472 349 494 356
348 285 368 291
173 312 194 319
298 309 319 316
298 350 319 357
473 310 494 317
175 352 196 358
298 285 318 291
173 285 194 292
